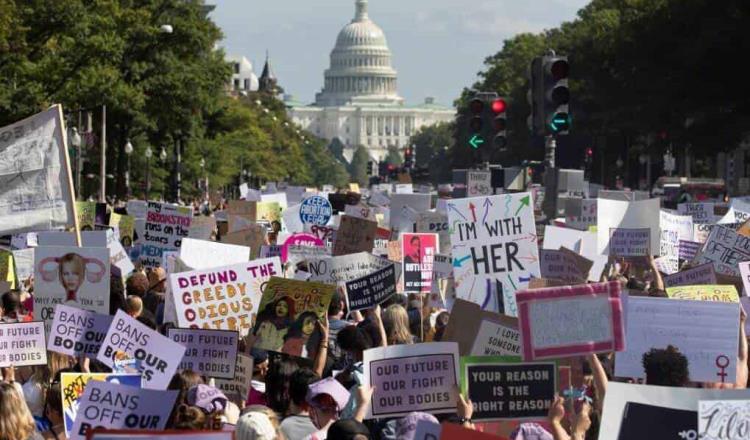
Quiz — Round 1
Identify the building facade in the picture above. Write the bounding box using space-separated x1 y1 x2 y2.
226 55 259 94
285 0 454 161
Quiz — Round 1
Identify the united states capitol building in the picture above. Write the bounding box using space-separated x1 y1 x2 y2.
285 0 454 161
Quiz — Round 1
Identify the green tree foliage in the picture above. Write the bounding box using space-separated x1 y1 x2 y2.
409 122 453 184
384 145 403 166
348 145 370 186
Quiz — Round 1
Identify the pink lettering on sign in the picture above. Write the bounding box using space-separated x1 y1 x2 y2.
281 233 324 263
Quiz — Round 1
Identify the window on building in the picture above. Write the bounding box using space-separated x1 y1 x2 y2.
244 79 250 90
233 79 240 89
234 63 240 74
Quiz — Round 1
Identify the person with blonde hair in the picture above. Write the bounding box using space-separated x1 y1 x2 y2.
382 304 414 346
22 353 73 420
236 405 284 440
0 382 43 440
125 295 143 318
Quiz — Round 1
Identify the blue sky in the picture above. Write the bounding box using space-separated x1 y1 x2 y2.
210 0 590 106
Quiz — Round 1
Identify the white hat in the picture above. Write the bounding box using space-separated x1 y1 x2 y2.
235 411 277 440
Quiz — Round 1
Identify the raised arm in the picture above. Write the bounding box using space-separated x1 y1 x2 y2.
737 308 748 388
313 316 330 377
586 353 608 412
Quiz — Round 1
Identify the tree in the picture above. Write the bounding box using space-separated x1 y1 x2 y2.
348 145 370 186
409 122 453 184
384 145 403 166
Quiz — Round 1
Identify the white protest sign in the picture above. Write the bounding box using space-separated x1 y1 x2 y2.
11 247 34 281
470 320 521 357
447 193 540 316
565 198 597 231
105 229 134 278
660 210 694 273
0 321 47 367
597 198 660 255
308 252 395 285
179 238 250 269
169 257 281 336
167 328 239 379
282 204 304 233
69 380 177 440
693 226 750 277
390 193 431 231
741 262 750 296
215 353 254 404
543 226 607 282
609 228 651 257
416 211 451 254
663 263 718 288
467 170 492 197
616 296 739 383
97 310 186 389
140 202 192 268
678 202 715 224
363 342 459 419
47 304 113 359
188 216 217 240
699 400 750 440
0 106 77 236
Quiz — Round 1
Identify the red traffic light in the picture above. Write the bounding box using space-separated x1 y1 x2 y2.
550 59 569 80
387 164 395 171
586 147 593 156
491 99 506 114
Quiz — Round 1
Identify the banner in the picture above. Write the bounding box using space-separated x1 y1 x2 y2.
597 198 660 256
34 245 110 332
169 257 281 336
699 400 750 440
0 105 77 236
363 342 459 419
333 215 377 256
140 202 192 268
47 304 113 359
460 356 556 421
61 373 141 438
167 328 238 379
402 233 438 293
252 277 335 358
663 263 717 288
693 226 750 277
516 281 624 361
0 321 47 367
97 310 187 389
215 353 253 404
344 263 397 312
447 193 540 316
665 285 740 302
616 296 739 383
69 380 177 440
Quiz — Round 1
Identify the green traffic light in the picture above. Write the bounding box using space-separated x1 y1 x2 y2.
550 112 571 132
469 134 485 149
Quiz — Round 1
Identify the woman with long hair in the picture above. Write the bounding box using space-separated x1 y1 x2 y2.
253 297 295 352
57 253 86 302
382 304 414 346
23 353 72 421
282 311 320 358
0 382 43 440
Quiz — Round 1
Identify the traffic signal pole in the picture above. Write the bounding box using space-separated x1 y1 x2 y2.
542 135 557 221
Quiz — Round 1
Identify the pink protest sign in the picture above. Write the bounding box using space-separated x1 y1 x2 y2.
281 233 324 263
516 280 625 361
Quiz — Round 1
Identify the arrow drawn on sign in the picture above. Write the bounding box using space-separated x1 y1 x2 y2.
518 255 539 264
515 195 531 216
453 255 471 268
447 203 468 222
482 198 494 224
469 202 477 222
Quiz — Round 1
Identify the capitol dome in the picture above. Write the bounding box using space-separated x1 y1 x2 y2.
315 0 404 107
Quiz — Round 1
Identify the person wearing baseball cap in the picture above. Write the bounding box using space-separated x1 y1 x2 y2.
305 377 350 440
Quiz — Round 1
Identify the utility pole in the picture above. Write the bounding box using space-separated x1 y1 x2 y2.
542 136 558 220
100 104 106 203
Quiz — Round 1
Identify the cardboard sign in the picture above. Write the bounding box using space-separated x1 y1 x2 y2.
97 310 186 389
167 328 238 379
442 298 520 357
364 342 459 419
308 252 395 285
221 224 266 259
693 226 750 277
47 304 113 359
665 285 740 302
447 193 540 316
344 263 397 312
516 281 625 361
0 106 77 236
140 202 192 268
402 233 438 293
460 356 557 421
34 245 110 332
608 228 651 257
0 321 47 367
215 353 253 404
188 216 216 240
539 249 591 283
597 198 660 256
69 380 177 440
169 257 281 336
699 400 750 440
678 202 715 224
299 195 333 226
616 296 739 383
543 226 607 282
467 170 492 197
227 200 257 233
333 215 377 256
61 373 141 438
663 263 717 288
252 277 335 359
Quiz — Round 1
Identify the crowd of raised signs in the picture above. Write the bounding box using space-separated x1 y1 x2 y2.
3 108 750 440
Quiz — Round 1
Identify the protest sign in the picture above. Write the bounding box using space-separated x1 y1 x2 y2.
344 263 397 312
12 247 34 281
0 105 78 237
333 215 377 256
188 216 217 240
215 353 253 404
444 299 521 358
665 285 740 302
439 422 501 440
105 230 134 278
257 201 282 223
0 321 47 367
741 261 750 295
220 224 266 259
460 356 556 421
516 281 624 361
180 237 250 269
616 296 739 383
597 198 660 255
299 195 333 226
61 373 141 438
110 213 135 247
608 228 651 257
680 239 703 261
252 277 335 358
402 233 438 293
282 204 304 233
97 310 186 389
169 257 281 336
416 211 451 254
167 328 238 379
447 193 540 316
663 262 717 288
227 200 257 232
679 202 715 224
282 233 324 263
287 244 331 264
599 382 750 440
565 198 597 231
539 249 592 283
467 170 492 197
34 245 110 331
694 223 714 243
390 193 431 230
364 342 459 419
69 380 177 440
140 202 192 268
693 225 750 277
260 245 282 258
47 304 113 359
308 252 395 285
0 250 15 289
544 226 608 282
699 400 750 440
76 201 105 231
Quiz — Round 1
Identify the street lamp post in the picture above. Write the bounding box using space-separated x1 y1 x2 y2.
145 145 153 200
70 127 82 199
124 140 134 200
159 147 167 201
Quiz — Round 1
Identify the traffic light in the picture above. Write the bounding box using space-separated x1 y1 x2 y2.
367 160 374 176
544 56 570 135
491 98 507 150
467 97 485 149
404 147 414 169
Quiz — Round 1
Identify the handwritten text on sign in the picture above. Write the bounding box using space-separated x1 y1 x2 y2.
609 228 650 257
699 400 750 440
693 226 750 277
167 328 239 379
141 202 192 268
0 321 47 367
